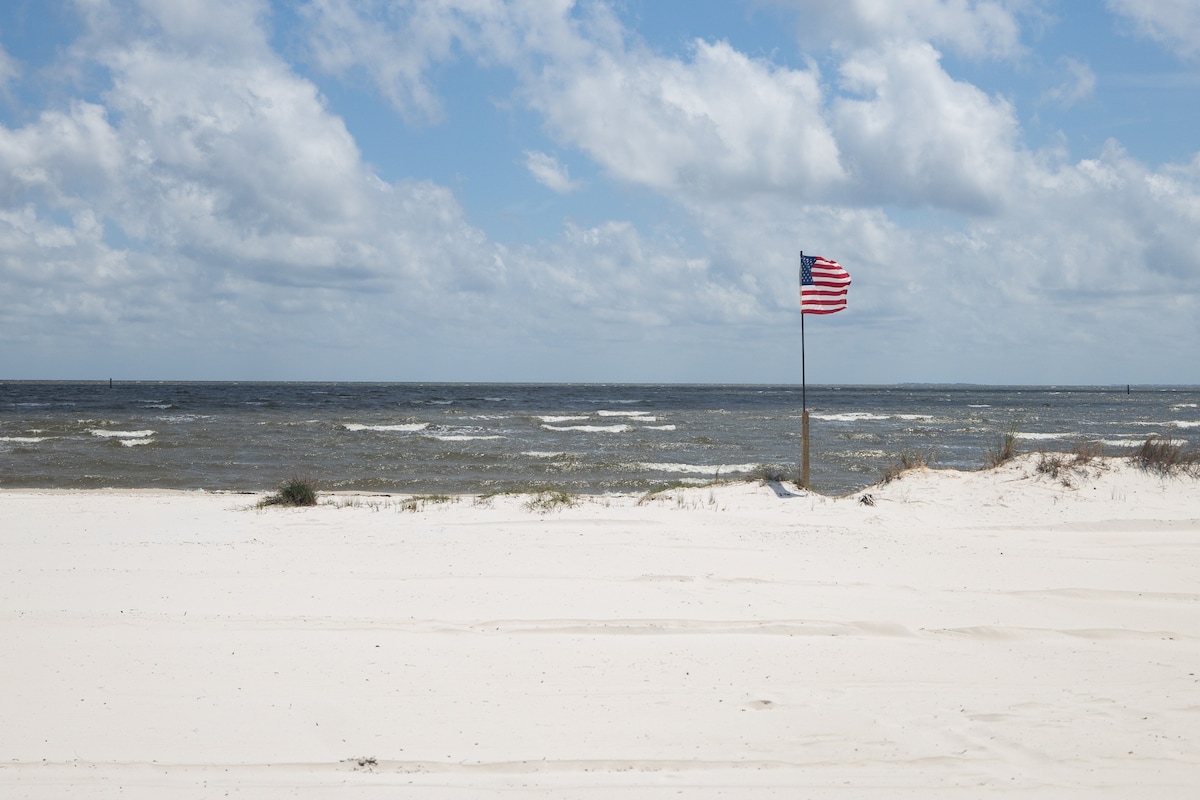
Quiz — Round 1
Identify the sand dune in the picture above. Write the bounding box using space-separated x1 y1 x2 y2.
2 455 1198 797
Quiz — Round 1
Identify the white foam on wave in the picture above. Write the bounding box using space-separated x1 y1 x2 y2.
342 423 429 432
542 424 631 433
523 451 567 459
120 438 155 447
643 424 676 431
1 436 47 443
1171 403 1198 410
90 429 155 439
426 434 505 442
810 412 891 422
539 415 589 423
1128 420 1200 429
1015 432 1071 440
1101 437 1188 447
598 410 655 419
638 462 759 475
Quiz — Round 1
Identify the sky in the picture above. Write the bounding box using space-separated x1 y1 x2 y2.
1 0 1199 384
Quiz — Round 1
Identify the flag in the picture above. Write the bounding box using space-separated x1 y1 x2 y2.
800 254 851 315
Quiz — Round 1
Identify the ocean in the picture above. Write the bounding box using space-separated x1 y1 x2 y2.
1 382 1197 496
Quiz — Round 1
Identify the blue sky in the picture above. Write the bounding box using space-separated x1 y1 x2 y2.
1 0 1199 383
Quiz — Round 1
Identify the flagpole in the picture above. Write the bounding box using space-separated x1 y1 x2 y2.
800 251 810 489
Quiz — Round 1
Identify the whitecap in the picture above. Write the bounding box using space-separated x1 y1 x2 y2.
426 434 505 441
523 451 567 458
120 438 155 447
810 412 890 422
1 436 47 443
90 429 155 439
637 462 759 474
642 424 677 431
541 424 631 433
342 422 429 432
1014 432 1070 440
597 410 655 418
539 415 589 423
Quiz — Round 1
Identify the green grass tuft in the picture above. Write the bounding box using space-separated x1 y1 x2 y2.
984 428 1019 468
259 476 319 507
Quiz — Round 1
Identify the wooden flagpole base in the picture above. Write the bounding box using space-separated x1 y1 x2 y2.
801 410 810 489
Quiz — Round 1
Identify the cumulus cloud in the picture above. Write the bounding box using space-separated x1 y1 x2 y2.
831 41 1022 212
777 0 1027 59
523 150 583 193
1108 0 1200 59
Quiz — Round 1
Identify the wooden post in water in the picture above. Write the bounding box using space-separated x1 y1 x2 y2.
801 409 810 489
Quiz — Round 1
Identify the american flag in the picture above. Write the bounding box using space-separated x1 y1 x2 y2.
800 255 851 315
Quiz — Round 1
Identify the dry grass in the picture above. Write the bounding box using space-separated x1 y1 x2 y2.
881 450 934 484
1131 435 1200 475
984 428 1019 469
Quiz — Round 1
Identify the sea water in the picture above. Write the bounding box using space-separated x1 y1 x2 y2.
1 382 1197 496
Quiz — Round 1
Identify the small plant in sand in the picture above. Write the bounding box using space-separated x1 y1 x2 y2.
524 489 577 513
1071 441 1104 465
259 476 319 507
400 494 456 512
880 450 934 484
1131 435 1199 475
747 463 795 484
984 427 1019 468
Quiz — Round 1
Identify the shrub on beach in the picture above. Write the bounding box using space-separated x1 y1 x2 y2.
523 488 577 513
747 463 795 484
881 450 934 484
1131 435 1199 475
260 476 319 507
984 428 1019 468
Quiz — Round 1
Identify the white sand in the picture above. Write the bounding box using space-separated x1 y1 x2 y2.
2 455 1198 798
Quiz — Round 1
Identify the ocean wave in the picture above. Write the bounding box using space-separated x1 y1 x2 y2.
542 424 631 433
0 436 48 443
810 412 891 422
342 422 429 432
637 461 758 474
597 410 656 418
120 438 155 447
642 424 676 431
90 429 155 439
1127 420 1200 429
1171 403 1198 410
425 434 505 442
539 415 589 423
1014 432 1071 440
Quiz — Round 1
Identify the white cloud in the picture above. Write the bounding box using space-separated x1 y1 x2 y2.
528 37 843 199
832 41 1021 211
1108 0 1200 59
1041 56 1096 107
778 0 1027 59
0 42 18 88
523 150 582 193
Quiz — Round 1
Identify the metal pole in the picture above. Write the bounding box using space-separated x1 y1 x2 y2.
800 252 810 489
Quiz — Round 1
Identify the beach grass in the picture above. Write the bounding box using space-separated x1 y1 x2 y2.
259 476 319 507
984 427 1019 468
1132 435 1200 475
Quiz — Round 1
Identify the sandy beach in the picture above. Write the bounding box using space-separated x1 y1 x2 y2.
2 454 1198 798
